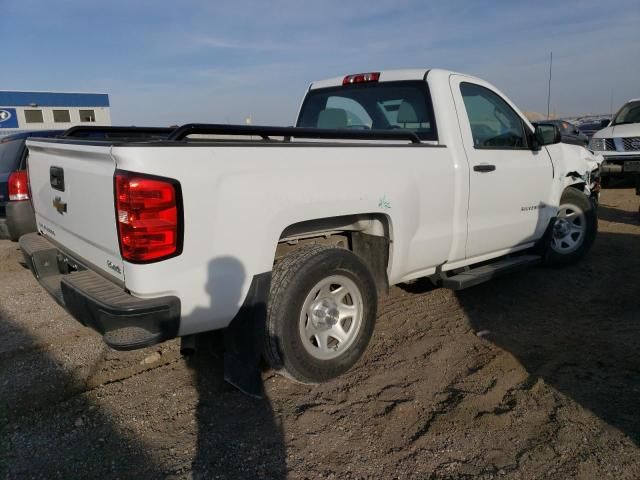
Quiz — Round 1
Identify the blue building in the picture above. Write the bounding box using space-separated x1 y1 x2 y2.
0 91 111 136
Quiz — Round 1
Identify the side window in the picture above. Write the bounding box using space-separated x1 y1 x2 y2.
24 110 44 123
79 109 96 122
460 82 527 149
53 109 71 123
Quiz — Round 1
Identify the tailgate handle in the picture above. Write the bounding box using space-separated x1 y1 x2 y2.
50 166 65 191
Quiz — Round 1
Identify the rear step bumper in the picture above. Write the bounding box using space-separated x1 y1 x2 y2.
19 232 180 350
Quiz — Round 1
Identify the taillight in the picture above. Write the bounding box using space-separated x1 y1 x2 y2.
342 72 380 85
114 171 182 263
8 171 29 201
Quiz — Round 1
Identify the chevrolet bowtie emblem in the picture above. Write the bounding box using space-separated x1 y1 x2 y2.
53 196 67 215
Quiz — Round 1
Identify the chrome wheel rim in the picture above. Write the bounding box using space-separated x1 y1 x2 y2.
299 275 363 360
551 203 586 254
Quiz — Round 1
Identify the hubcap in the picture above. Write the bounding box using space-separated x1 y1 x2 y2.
551 203 586 254
299 275 363 360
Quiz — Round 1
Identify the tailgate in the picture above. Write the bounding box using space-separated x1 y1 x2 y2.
26 140 124 282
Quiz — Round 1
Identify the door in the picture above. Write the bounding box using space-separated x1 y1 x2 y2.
450 76 553 258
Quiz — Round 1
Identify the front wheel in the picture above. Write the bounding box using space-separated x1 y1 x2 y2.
264 245 378 383
546 187 597 266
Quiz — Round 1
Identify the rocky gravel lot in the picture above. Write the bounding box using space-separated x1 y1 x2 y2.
1 188 639 479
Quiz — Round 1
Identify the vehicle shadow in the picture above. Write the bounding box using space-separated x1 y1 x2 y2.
597 204 639 226
0 256 286 478
455 230 640 444
0 305 168 478
186 256 286 479
602 178 636 189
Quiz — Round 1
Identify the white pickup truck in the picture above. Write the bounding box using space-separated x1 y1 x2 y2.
589 98 640 181
21 69 601 392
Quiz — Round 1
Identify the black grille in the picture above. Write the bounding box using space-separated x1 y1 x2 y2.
622 137 640 151
605 138 615 150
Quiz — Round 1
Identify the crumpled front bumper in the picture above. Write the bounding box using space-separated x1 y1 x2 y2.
599 154 640 176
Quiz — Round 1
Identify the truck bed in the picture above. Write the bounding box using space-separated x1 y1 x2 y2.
26 123 455 335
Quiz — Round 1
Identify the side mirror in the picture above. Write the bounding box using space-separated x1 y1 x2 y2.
533 123 561 149
600 119 610 128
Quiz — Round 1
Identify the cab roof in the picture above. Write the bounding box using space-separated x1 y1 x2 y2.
309 68 462 90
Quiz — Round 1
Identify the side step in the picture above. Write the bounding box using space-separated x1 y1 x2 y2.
441 254 542 290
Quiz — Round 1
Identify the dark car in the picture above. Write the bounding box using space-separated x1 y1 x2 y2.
577 119 610 139
0 130 65 240
534 120 589 147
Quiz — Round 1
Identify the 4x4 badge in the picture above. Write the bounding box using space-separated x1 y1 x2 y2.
53 197 67 215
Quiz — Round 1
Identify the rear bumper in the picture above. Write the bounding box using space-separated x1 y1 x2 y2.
0 218 8 239
5 200 36 241
0 202 7 239
19 232 180 350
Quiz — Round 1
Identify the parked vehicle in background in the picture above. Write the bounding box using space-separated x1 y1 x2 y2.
20 69 601 394
533 120 589 147
636 174 640 208
589 99 640 183
578 119 610 139
0 130 63 240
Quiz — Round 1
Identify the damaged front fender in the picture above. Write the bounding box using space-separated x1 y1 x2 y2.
547 142 602 205
550 144 604 202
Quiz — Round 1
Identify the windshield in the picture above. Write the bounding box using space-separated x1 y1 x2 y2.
612 101 640 125
0 138 25 173
297 80 438 141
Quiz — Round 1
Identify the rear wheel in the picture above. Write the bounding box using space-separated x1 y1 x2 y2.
546 187 597 266
265 244 377 383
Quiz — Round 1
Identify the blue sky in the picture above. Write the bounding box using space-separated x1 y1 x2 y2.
3 0 639 125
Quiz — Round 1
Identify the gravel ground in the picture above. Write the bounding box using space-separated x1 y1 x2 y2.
1 188 639 479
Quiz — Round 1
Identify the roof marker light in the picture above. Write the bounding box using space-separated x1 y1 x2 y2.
342 72 380 85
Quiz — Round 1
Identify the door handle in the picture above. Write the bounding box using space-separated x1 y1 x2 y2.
473 164 496 173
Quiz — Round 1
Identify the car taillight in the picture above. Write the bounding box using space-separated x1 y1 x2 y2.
114 171 182 263
8 171 29 201
343 72 380 85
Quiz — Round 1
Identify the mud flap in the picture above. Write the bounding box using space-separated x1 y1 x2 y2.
533 216 557 264
223 272 271 398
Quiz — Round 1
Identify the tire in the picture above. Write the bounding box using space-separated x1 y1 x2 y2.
265 244 378 383
546 187 597 266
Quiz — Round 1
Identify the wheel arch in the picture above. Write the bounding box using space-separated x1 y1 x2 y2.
275 213 392 294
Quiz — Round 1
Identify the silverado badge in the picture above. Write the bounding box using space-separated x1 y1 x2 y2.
53 196 67 215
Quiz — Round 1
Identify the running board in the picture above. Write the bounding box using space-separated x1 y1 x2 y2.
441 255 542 290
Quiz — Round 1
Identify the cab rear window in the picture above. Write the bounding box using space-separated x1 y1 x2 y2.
297 81 438 141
